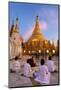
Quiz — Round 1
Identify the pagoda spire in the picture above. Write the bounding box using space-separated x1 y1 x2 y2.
10 19 15 36
27 16 46 42
36 15 38 23
35 15 40 29
15 17 19 32
33 16 41 35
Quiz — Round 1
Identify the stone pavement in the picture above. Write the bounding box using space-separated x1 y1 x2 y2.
9 56 59 87
9 71 59 87
9 73 32 87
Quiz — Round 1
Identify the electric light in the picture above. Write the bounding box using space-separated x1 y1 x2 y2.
39 50 41 53
52 50 55 54
24 50 26 53
29 51 31 53
46 50 49 53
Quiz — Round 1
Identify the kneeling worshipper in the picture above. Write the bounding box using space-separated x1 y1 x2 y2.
34 59 50 85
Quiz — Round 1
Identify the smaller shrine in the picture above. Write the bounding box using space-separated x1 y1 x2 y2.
10 17 23 59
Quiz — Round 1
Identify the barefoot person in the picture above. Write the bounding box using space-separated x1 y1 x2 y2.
46 56 56 72
34 59 50 85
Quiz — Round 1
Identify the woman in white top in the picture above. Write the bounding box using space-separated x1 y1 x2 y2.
23 59 33 77
34 59 50 84
46 56 56 72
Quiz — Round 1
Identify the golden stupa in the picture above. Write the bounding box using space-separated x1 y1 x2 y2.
27 16 46 42
23 16 48 55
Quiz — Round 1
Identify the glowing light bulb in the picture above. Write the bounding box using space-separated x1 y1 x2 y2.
46 50 49 53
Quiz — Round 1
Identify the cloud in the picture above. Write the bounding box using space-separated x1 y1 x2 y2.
22 25 34 42
40 21 47 31
23 21 47 42
37 7 58 26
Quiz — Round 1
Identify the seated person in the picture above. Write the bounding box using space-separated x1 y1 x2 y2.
28 56 36 67
22 59 34 77
10 56 21 73
10 59 16 73
45 56 56 72
34 59 50 84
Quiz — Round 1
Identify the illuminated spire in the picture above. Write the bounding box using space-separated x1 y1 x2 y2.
33 16 41 35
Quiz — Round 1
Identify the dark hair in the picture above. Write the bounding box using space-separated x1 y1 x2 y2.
49 56 52 60
27 59 30 64
27 58 36 67
40 59 45 65
15 56 18 60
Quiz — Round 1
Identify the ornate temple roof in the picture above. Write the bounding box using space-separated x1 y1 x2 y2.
10 17 19 37
10 17 23 42
27 16 46 43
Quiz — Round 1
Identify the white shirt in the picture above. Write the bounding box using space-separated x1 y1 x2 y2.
23 63 33 77
46 60 56 72
35 65 50 84
10 60 21 72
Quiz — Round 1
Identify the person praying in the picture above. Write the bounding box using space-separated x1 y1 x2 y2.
34 59 50 85
22 59 34 77
45 56 56 72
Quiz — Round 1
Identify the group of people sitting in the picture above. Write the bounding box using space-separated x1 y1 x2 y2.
10 55 56 85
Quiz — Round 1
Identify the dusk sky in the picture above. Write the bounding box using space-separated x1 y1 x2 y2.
9 2 59 42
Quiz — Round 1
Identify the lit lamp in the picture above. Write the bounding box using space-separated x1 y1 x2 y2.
39 50 41 53
46 50 49 53
52 50 55 54
28 51 31 54
24 50 26 53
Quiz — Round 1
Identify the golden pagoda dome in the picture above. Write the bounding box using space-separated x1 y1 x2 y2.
27 16 46 43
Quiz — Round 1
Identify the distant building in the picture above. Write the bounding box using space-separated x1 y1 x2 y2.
10 17 23 59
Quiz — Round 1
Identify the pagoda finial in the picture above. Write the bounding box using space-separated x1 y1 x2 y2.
16 16 18 25
32 15 41 34
36 16 38 23
15 16 18 32
16 16 18 21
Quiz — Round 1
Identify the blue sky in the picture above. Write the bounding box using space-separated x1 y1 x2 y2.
9 2 59 42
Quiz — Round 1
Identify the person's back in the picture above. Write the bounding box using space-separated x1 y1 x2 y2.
46 56 56 72
23 59 33 77
35 59 50 84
